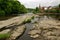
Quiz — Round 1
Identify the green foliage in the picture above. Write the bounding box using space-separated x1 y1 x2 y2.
59 4 60 8
0 33 10 39
22 16 35 24
19 5 27 13
33 11 37 14
45 9 58 13
0 10 5 16
0 0 27 17
44 4 60 20
27 8 34 13
35 7 39 11
50 9 57 13
31 16 34 19
22 19 31 24
33 7 40 14
45 4 60 13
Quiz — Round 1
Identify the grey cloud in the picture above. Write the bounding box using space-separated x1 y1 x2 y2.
18 0 60 8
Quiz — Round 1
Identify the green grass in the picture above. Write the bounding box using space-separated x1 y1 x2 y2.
22 19 31 24
0 33 10 39
31 16 34 19
22 16 35 24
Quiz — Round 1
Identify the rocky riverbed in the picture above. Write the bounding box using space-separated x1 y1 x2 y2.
0 14 34 40
28 16 60 40
0 14 60 40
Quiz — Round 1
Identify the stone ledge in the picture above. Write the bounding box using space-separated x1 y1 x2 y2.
9 25 26 40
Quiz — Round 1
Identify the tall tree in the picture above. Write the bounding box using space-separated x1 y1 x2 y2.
0 0 27 16
59 4 60 8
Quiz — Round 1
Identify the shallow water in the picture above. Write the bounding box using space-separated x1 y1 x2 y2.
18 16 52 40
18 23 33 40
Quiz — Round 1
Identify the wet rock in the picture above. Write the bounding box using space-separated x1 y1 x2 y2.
28 30 41 35
28 16 60 40
30 34 40 38
28 29 41 38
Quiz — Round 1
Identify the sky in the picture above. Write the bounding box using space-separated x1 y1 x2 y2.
18 0 60 8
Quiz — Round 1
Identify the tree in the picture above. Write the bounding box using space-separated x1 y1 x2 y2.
33 7 40 14
0 0 27 16
0 10 5 16
35 7 39 12
59 4 60 8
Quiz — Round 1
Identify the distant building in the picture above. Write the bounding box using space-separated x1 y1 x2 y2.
39 5 47 12
39 4 53 13
47 6 52 10
39 5 44 12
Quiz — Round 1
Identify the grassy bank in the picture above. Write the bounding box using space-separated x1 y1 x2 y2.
0 33 10 40
22 16 34 24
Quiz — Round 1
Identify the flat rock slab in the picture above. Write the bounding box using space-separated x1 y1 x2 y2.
0 29 11 34
0 14 34 29
9 25 26 40
28 17 60 40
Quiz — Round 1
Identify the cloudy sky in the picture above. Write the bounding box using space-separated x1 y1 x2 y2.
18 0 60 8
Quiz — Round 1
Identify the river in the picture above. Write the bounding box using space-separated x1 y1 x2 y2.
18 15 59 40
18 23 33 40
18 14 39 40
